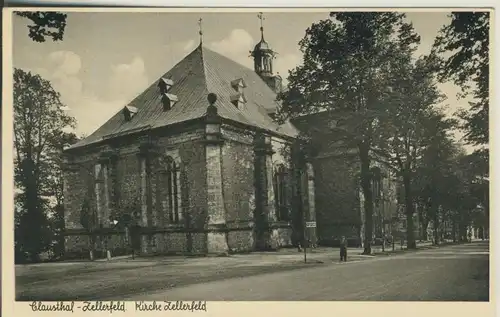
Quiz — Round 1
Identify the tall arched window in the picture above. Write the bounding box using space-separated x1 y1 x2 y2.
156 156 182 224
94 163 105 226
273 164 289 221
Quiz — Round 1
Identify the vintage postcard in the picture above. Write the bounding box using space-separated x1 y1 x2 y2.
2 5 494 317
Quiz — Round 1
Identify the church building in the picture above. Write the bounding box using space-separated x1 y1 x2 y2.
62 20 318 258
61 15 408 259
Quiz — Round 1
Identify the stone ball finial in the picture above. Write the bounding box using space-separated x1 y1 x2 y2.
207 93 217 105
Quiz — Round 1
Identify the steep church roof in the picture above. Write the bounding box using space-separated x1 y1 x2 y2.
67 44 298 151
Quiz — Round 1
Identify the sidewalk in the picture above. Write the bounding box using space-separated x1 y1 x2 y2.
18 239 465 270
368 240 434 255
367 240 478 256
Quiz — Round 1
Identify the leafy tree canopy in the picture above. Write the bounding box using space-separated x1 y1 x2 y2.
14 68 76 262
15 11 67 42
433 12 490 148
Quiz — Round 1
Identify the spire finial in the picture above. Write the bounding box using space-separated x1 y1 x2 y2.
257 12 265 40
198 18 203 44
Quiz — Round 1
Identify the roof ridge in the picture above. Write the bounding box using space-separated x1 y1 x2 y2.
201 45 282 108
198 44 210 114
66 41 298 151
201 45 257 76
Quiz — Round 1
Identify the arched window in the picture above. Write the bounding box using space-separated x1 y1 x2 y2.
273 164 289 221
94 163 105 225
156 156 182 224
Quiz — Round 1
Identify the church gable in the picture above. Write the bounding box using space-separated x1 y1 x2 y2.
67 44 296 152
67 47 210 150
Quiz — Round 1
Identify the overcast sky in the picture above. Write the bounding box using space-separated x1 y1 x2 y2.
12 10 469 147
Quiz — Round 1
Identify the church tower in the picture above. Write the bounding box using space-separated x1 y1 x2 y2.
251 13 283 94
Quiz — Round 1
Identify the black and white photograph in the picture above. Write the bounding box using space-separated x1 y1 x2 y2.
6 8 491 303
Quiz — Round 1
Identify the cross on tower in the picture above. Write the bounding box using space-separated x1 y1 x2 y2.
198 18 203 44
257 12 265 39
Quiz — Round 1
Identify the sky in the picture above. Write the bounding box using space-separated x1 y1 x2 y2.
12 10 469 147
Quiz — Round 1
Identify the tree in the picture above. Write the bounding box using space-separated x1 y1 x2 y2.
377 54 447 249
441 149 484 242
14 68 76 262
15 11 68 42
455 152 489 239
433 12 490 149
416 130 463 244
412 110 459 244
412 123 485 246
277 12 421 254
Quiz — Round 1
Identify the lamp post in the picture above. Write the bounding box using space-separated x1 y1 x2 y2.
381 191 385 252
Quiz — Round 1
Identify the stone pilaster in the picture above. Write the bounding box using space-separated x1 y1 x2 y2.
138 155 148 227
266 147 281 249
305 163 317 246
151 171 158 227
204 93 229 255
61 155 82 230
103 165 110 225
176 168 182 223
137 141 161 254
253 133 276 250
98 150 118 227
94 164 103 226
291 139 316 245
206 146 225 223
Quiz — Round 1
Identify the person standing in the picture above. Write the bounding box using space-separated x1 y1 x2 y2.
340 236 348 262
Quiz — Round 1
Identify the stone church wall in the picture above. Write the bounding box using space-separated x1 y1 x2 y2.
216 127 298 252
221 139 256 252
270 137 295 247
64 129 211 258
64 126 310 257
177 138 209 254
313 155 361 246
146 137 209 255
64 159 96 230
63 150 104 258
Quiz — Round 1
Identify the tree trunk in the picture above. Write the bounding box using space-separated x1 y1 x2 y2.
359 144 373 255
451 217 457 242
459 222 468 243
417 204 425 241
19 157 49 262
422 217 429 241
432 204 439 245
89 232 96 261
403 173 416 249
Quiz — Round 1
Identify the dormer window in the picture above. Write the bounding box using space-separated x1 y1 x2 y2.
230 93 247 111
158 78 174 94
231 78 247 94
123 105 138 121
162 93 178 111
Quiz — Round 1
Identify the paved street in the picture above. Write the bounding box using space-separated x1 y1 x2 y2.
127 241 489 301
16 241 489 301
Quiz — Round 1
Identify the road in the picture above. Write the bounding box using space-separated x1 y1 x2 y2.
125 241 490 301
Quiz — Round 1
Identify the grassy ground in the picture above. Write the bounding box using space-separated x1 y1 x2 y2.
16 258 325 301
16 240 474 301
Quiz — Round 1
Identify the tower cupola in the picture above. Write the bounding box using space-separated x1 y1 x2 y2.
250 12 276 77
